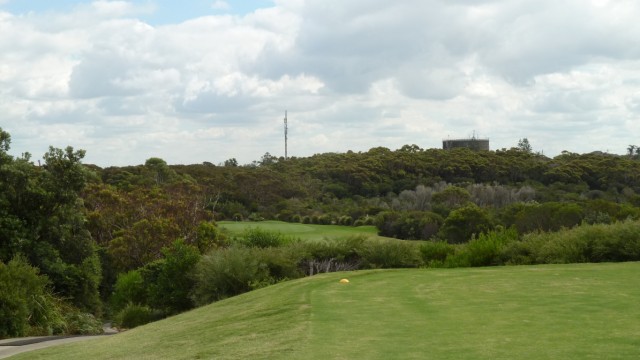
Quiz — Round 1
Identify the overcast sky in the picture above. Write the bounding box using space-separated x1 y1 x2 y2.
1 0 639 166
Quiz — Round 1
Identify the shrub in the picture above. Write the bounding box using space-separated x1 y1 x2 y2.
420 241 455 267
375 211 443 240
358 240 423 269
114 303 162 329
148 240 201 314
195 221 228 253
446 228 518 267
111 270 146 313
0 256 65 338
237 228 291 248
192 247 274 305
439 204 493 244
513 219 640 264
291 236 365 274
63 310 104 335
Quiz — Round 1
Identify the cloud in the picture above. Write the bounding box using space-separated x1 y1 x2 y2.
2 0 640 166
211 1 231 11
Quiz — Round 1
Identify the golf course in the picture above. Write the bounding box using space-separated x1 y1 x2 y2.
218 220 393 242
12 262 640 359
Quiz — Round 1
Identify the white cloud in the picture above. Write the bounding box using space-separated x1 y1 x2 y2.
211 1 230 11
1 0 640 166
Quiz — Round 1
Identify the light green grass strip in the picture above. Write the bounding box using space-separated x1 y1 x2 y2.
218 220 392 242
15 262 640 359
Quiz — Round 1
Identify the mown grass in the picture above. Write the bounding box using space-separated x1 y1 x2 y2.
218 220 393 242
16 262 640 359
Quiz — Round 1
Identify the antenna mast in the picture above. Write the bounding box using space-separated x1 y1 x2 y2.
284 110 288 160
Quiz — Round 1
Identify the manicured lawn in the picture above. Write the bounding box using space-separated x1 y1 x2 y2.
16 262 640 359
218 220 393 242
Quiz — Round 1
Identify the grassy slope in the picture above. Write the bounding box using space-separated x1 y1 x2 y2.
218 220 394 242
16 262 640 359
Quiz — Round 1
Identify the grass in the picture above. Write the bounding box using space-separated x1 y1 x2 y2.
218 220 393 242
15 262 640 359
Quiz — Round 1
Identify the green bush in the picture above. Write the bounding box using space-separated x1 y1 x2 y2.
446 228 518 267
237 228 291 248
358 240 423 269
114 303 162 329
111 270 146 313
0 256 65 338
511 219 640 264
148 240 201 314
192 247 274 305
375 211 443 240
419 241 455 267
439 204 493 244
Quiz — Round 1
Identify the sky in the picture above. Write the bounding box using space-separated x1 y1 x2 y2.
1 0 639 166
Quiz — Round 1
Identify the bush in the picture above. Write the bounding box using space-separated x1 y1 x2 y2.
439 204 493 244
148 240 201 314
114 303 162 329
291 236 365 274
192 247 274 305
0 256 65 338
509 219 640 264
358 240 423 269
420 241 455 267
63 310 104 335
375 211 443 240
446 228 518 267
111 270 146 313
238 228 292 248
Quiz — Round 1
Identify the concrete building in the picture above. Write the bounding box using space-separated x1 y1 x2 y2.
442 137 490 151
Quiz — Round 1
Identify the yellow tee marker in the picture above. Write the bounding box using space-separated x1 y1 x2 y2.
339 278 350 284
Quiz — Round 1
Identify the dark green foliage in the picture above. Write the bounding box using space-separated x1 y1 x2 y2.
111 270 146 313
358 240 423 269
439 204 494 243
114 303 163 329
419 241 455 266
375 211 443 240
0 135 102 314
504 220 640 264
148 240 201 314
195 221 227 254
0 256 64 338
444 228 518 267
192 247 275 305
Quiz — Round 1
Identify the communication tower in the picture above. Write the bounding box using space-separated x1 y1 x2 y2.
284 111 288 160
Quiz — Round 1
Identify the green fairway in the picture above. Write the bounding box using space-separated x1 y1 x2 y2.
15 262 640 359
218 220 393 241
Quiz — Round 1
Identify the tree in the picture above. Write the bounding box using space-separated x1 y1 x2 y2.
224 158 238 167
517 138 532 153
0 138 102 313
439 204 494 244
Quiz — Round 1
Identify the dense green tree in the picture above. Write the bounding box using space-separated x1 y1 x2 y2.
439 204 494 244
